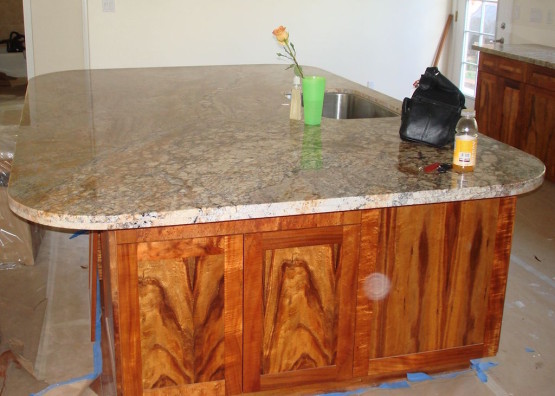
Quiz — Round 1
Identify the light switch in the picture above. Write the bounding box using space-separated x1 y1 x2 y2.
102 0 115 13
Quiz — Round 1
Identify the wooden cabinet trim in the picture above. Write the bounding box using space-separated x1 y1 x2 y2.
367 344 484 377
115 211 362 244
479 52 526 82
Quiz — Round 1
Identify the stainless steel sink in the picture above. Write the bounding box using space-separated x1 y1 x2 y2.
322 93 398 119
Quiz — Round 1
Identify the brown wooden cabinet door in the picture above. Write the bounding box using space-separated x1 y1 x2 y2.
109 233 243 395
476 70 522 147
354 199 515 378
520 84 555 180
243 224 360 392
476 70 502 141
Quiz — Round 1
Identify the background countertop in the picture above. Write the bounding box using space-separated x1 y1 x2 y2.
472 43 555 69
8 65 545 230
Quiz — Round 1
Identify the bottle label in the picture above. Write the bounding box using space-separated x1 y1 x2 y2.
453 135 477 167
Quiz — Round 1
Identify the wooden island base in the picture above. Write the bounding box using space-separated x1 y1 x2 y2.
94 197 515 395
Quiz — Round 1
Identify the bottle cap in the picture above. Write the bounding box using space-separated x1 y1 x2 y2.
293 76 301 86
461 109 476 117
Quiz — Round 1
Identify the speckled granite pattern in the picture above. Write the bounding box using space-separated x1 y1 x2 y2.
8 65 545 230
473 43 555 69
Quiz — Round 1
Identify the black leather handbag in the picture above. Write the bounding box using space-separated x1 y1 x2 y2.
399 67 465 148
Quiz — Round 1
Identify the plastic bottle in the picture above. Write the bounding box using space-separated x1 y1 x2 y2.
452 109 478 173
289 76 302 121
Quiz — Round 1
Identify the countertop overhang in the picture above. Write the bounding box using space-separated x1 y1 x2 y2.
7 65 545 230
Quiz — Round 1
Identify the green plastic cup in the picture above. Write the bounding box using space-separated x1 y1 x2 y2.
302 76 326 125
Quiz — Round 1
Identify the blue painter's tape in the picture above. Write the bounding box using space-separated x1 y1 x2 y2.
378 380 410 389
69 230 88 239
470 359 498 383
32 275 102 395
319 389 369 396
526 347 535 353
407 372 434 382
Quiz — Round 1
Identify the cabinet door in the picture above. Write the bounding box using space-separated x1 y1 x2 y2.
243 225 360 392
476 70 502 141
520 84 555 181
354 199 515 378
109 234 243 395
476 70 522 146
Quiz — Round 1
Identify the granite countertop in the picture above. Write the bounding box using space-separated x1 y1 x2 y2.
7 65 545 230
472 43 555 69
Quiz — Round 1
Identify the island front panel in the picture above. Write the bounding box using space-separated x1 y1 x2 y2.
97 197 515 395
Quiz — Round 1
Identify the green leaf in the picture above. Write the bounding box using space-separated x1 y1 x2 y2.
294 65 303 78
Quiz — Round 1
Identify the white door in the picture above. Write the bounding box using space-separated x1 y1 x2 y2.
448 0 513 104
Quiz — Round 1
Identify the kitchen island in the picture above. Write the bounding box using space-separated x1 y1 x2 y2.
8 65 545 395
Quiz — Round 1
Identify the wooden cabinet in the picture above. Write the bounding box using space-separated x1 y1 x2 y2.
475 52 555 181
98 199 516 395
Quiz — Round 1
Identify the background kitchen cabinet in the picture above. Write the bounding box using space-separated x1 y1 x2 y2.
475 52 554 181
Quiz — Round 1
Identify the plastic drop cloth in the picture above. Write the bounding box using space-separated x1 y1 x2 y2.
0 127 43 268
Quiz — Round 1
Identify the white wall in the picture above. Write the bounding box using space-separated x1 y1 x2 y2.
85 0 452 100
24 0 452 101
511 0 555 46
27 0 85 77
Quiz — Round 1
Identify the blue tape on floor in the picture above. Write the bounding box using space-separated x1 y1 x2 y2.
470 359 498 383
526 347 535 353
407 372 434 382
378 380 410 389
32 276 102 396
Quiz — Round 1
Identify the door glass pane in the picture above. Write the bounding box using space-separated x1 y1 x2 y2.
462 63 478 96
464 33 480 63
484 3 498 34
468 1 483 31
460 0 498 98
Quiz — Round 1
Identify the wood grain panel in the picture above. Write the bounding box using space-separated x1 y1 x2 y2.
369 200 499 361
370 204 446 358
521 84 555 180
99 231 118 394
244 223 360 392
89 231 99 342
243 233 264 393
483 197 516 356
441 199 498 348
475 71 502 140
138 238 225 390
262 244 340 374
142 380 225 395
367 344 484 377
335 224 360 380
223 235 243 395
114 242 143 395
353 209 382 377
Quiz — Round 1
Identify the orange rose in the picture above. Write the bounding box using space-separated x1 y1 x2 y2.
272 26 289 45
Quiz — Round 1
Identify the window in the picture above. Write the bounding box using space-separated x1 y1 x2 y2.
459 0 498 97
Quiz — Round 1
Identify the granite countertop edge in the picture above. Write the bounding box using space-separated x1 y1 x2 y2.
472 43 555 69
8 172 544 231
